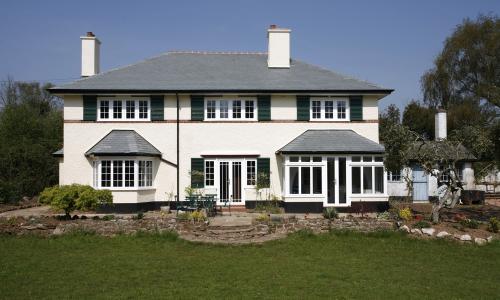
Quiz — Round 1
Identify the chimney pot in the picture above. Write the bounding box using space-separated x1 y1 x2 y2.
269 24 277 29
86 31 95 37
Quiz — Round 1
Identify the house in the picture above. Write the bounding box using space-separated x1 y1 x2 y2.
387 110 476 202
50 26 394 213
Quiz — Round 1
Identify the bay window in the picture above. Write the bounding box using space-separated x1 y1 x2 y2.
98 98 150 121
310 98 349 121
205 99 257 120
95 159 154 189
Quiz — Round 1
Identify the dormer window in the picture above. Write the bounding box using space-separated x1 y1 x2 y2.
310 98 349 121
98 98 150 121
205 98 257 121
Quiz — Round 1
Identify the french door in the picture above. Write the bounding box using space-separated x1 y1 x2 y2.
326 156 348 206
218 160 242 204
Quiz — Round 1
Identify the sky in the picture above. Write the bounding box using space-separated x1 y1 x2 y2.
1 0 499 111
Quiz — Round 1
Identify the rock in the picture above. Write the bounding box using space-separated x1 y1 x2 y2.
36 224 47 230
421 228 435 236
487 236 494 243
474 238 487 245
436 231 450 238
411 228 422 235
22 225 37 230
52 227 64 235
459 234 472 241
399 225 410 233
270 214 284 223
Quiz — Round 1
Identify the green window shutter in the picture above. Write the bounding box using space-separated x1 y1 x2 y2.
349 96 363 121
83 95 97 121
257 95 271 121
296 96 310 121
191 95 204 121
257 157 271 188
150 95 164 121
191 158 205 188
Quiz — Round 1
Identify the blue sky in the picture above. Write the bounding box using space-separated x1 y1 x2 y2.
1 0 498 110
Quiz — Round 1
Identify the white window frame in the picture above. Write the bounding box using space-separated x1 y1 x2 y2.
387 170 403 182
284 156 325 197
92 157 155 190
310 98 350 121
97 97 150 121
350 156 386 196
204 98 257 121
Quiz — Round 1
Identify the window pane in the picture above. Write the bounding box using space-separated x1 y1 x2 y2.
374 156 383 162
313 166 322 194
139 100 148 119
125 160 135 187
207 100 216 119
100 101 109 119
246 160 256 185
375 167 384 194
301 167 310 194
301 156 310 162
232 100 241 119
126 100 135 119
352 156 361 162
289 157 299 162
351 166 361 193
113 101 122 119
363 156 372 162
139 161 145 187
363 166 373 193
337 100 346 119
289 167 299 194
205 161 214 186
312 100 321 119
113 160 123 187
220 100 229 118
325 101 334 119
146 161 152 186
312 156 322 162
245 100 254 119
100 161 111 187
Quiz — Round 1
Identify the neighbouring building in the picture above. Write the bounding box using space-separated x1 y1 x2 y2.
50 26 395 213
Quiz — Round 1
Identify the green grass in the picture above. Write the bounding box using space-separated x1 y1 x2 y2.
0 230 499 299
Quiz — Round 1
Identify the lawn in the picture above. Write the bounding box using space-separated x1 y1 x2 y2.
0 231 499 299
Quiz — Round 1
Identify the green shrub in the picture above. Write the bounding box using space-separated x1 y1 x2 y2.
189 210 206 222
460 218 479 229
377 211 391 220
39 184 113 216
398 207 412 221
323 207 338 220
413 220 431 229
176 212 190 221
487 217 499 233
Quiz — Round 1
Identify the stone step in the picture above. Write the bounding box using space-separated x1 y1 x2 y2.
208 227 255 235
218 205 247 212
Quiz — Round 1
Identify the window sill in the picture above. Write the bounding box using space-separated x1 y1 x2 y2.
97 187 156 192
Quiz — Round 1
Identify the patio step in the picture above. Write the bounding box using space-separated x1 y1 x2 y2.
218 205 247 212
181 221 278 244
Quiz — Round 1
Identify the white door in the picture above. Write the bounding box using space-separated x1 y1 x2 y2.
218 160 243 205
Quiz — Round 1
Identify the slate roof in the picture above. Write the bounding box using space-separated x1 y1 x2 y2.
85 130 161 157
277 130 385 154
50 52 393 93
53 148 64 157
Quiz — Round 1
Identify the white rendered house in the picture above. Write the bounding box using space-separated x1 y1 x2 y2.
50 27 394 213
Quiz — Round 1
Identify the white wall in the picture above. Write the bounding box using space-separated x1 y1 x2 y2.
60 93 383 204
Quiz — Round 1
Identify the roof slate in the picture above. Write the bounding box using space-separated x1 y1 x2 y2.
277 130 385 154
51 52 392 93
85 130 161 157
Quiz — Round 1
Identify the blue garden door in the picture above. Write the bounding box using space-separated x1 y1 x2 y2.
412 165 428 201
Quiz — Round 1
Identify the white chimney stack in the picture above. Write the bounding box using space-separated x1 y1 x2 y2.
81 32 101 77
435 109 447 140
267 25 291 68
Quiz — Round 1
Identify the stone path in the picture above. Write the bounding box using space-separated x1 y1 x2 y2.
0 206 53 218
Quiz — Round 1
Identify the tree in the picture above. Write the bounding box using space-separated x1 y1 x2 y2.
402 101 435 140
421 14 500 108
379 104 400 143
0 78 62 202
383 123 485 222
